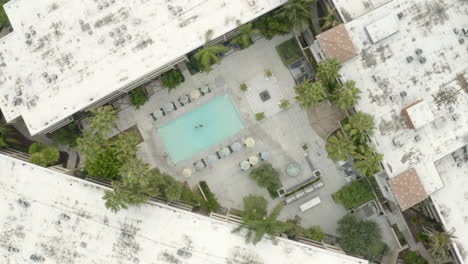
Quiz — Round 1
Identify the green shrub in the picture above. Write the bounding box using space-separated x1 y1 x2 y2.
29 142 60 167
180 185 203 207
199 181 221 211
333 180 374 209
265 69 273 77
161 69 185 91
254 12 292 39
85 148 122 180
240 83 248 92
416 232 429 242
249 163 281 198
304 226 326 241
255 112 266 121
49 121 81 147
402 250 428 264
129 87 149 109
0 0 10 30
337 214 385 258
279 99 290 109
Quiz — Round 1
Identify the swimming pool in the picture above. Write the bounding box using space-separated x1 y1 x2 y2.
159 95 243 163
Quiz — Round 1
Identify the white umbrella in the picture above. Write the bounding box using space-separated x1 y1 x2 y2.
245 137 255 148
260 152 270 161
249 155 259 166
240 160 251 171
182 168 192 178
231 142 242 152
190 89 201 99
220 147 231 157
207 154 219 164
154 109 164 118
200 85 210 94
164 102 175 112
180 95 190 104
195 160 205 170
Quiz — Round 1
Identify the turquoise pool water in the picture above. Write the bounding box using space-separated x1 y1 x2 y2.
159 95 243 163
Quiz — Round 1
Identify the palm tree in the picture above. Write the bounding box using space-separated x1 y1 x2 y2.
344 112 375 144
330 80 361 109
316 58 342 91
231 23 260 49
320 4 340 30
294 80 326 107
194 44 229 72
234 196 293 245
0 122 18 148
353 145 383 177
425 229 456 261
278 0 315 31
326 130 355 162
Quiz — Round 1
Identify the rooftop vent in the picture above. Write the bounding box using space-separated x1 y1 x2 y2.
397 12 404 19
406 56 413 63
133 18 141 25
13 97 22 106
31 30 36 36
459 38 465 44
25 33 30 39
414 135 421 142
42 72 48 78
30 254 45 262
98 5 103 10
400 91 407 97
415 49 423 55
419 57 426 64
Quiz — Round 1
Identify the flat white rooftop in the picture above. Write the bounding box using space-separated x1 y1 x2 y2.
0 0 285 135
433 152 468 263
0 154 368 264
340 0 468 195
332 0 392 22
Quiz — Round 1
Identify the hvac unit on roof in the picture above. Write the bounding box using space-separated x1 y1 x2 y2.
406 56 413 63
400 91 407 97
414 135 421 142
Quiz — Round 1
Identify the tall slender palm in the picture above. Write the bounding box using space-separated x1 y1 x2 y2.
294 80 326 107
194 44 229 72
234 196 293 245
320 4 340 30
278 0 315 31
425 229 456 261
231 23 260 49
316 58 342 91
353 145 383 177
330 80 361 110
344 112 375 144
326 130 355 162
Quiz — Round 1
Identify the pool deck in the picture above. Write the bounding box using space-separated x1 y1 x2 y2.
115 35 349 235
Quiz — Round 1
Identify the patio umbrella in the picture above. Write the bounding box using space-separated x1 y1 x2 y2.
200 85 210 94
195 160 205 170
260 152 270 161
245 137 255 148
220 147 231 157
182 168 192 178
240 160 251 171
164 102 175 113
231 142 242 152
207 154 219 164
249 155 259 166
190 89 201 99
180 95 190 104
154 109 164 118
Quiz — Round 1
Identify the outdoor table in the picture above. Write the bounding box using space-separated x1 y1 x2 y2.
220 147 231 157
153 109 164 118
231 142 242 152
164 102 175 113
207 154 219 164
180 95 190 104
200 85 210 94
260 152 270 161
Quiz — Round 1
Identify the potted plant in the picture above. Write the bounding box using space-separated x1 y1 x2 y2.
240 83 248 92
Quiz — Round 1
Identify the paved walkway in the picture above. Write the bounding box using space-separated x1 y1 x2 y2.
114 34 351 236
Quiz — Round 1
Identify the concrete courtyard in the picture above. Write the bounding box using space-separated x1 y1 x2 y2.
115 35 349 235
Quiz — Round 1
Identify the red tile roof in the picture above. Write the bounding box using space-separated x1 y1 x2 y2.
316 24 357 63
389 168 428 211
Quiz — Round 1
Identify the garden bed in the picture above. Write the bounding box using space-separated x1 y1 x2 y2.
110 125 144 144
284 177 321 198
332 180 374 210
276 38 303 65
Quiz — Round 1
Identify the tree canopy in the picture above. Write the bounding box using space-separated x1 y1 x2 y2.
333 180 374 209
320 4 340 30
353 145 383 178
329 80 361 110
326 130 355 162
315 58 342 91
344 112 375 144
231 23 260 49
235 195 293 245
294 80 326 107
194 44 228 72
28 142 60 167
249 163 282 198
337 214 386 258
278 0 315 31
